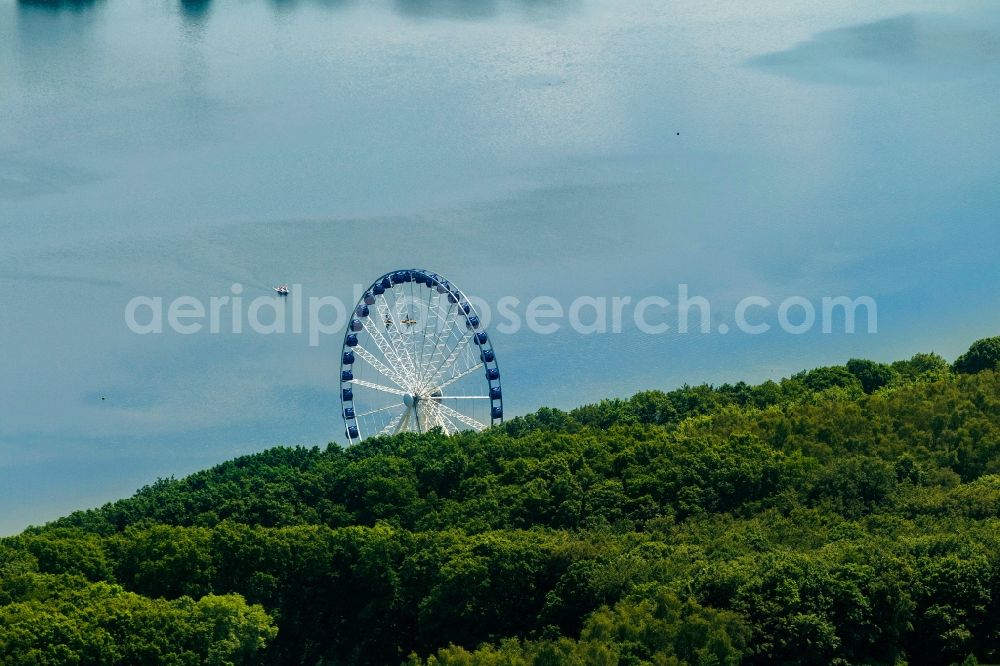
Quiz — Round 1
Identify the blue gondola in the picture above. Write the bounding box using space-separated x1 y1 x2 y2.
491 406 503 419
343 351 355 365
344 407 355 420
466 315 480 329
341 370 353 382
346 425 359 439
380 277 392 290
487 367 500 381
346 333 358 347
342 388 353 401
476 331 488 344
481 349 495 362
373 283 385 295
356 305 369 318
490 386 502 400
461 303 471 314
350 319 364 332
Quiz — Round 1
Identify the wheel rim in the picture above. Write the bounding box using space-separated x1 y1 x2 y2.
340 269 502 443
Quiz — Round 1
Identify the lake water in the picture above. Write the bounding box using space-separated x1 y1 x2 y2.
2 0 999 534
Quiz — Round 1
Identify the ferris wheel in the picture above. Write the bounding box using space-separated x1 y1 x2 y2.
340 269 503 443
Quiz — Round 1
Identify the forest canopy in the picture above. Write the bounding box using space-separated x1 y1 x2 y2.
2 336 999 665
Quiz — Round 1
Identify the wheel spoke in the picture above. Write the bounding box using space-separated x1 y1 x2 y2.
357 402 405 417
415 282 441 380
433 363 484 391
433 395 491 399
349 378 408 397
393 408 411 434
422 400 456 435
353 345 407 388
377 409 404 436
433 401 489 432
361 313 417 388
421 300 460 385
377 291 420 386
426 331 475 388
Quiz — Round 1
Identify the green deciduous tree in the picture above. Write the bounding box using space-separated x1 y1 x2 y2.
953 336 1000 374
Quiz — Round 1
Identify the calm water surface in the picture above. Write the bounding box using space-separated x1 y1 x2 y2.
2 0 999 533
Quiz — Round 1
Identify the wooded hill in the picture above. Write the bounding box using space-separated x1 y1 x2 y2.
2 337 1000 665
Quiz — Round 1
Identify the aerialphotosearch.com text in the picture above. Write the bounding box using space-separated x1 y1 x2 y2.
124 283 877 346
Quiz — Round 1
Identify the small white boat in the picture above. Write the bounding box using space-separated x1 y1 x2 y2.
273 284 290 296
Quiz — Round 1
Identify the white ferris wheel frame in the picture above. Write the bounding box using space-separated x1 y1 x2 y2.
339 269 503 443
